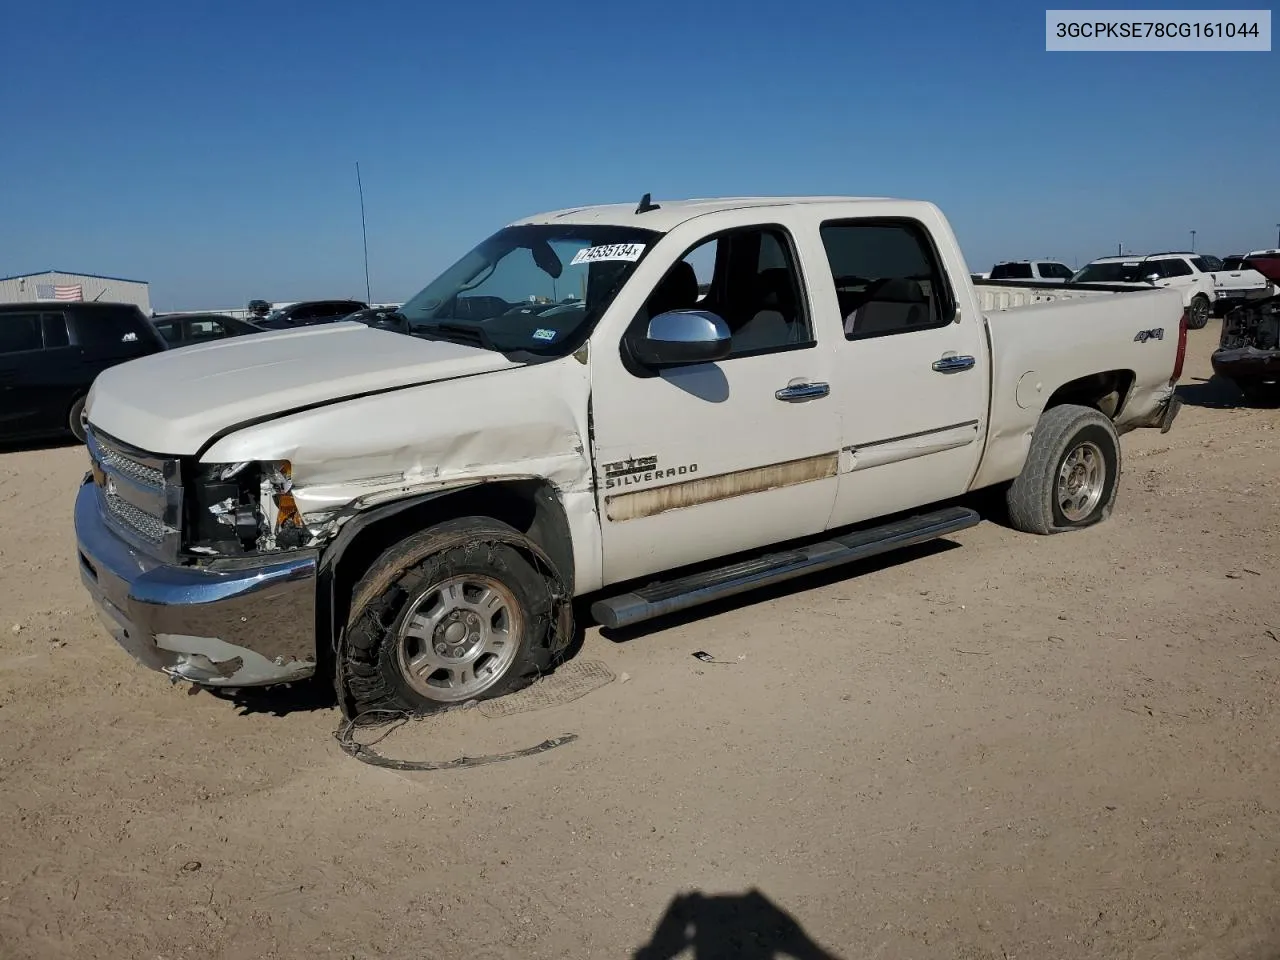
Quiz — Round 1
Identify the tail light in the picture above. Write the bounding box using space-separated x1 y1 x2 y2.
1171 308 1188 383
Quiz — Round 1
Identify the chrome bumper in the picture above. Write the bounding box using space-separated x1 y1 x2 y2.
74 479 319 687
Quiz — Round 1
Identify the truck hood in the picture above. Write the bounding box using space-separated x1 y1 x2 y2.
85 322 522 456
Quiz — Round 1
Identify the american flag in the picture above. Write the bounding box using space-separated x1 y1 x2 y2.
36 283 83 301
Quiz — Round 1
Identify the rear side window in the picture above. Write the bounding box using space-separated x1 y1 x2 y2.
188 318 228 340
0 313 42 353
990 262 1033 279
1190 257 1210 272
75 306 153 347
41 312 70 347
820 220 952 340
1041 262 1073 279
154 320 184 344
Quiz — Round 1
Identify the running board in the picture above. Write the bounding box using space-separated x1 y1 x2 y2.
590 505 980 630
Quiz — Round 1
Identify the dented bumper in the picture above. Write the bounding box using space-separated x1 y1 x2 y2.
74 479 318 687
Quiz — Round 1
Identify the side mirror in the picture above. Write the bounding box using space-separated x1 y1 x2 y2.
629 310 731 368
1144 273 1161 283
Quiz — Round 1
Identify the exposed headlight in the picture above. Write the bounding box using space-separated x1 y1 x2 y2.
188 459 309 555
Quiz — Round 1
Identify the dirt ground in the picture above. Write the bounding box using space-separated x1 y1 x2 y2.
2 324 1279 960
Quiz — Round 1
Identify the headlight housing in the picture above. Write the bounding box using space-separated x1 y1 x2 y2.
187 459 309 555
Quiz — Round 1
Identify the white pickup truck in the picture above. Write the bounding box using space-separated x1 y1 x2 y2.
74 196 1186 716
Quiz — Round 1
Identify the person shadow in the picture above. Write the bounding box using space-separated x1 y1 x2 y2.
633 889 843 960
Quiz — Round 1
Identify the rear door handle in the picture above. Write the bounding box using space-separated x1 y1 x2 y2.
932 355 976 373
775 381 830 402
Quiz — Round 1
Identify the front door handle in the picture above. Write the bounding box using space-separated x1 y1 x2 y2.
932 355 976 373
775 381 830 402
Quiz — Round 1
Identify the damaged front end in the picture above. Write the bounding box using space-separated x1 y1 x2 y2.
1212 293 1280 403
188 459 317 555
75 430 319 688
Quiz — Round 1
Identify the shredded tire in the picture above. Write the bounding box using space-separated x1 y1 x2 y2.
339 517 570 718
1005 404 1121 535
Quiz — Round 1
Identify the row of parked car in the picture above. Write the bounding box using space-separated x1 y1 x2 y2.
0 298 407 444
978 250 1278 328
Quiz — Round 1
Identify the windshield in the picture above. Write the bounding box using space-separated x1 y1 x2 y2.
398 224 661 356
1072 261 1150 283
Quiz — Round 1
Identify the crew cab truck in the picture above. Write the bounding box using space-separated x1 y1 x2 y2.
74 197 1186 717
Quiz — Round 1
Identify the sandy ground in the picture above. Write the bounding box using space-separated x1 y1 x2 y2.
2 324 1279 960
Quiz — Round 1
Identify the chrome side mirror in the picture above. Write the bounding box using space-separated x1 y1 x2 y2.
629 310 732 368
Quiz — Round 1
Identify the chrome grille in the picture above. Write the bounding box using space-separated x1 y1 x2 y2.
104 492 166 543
97 443 164 487
86 427 183 559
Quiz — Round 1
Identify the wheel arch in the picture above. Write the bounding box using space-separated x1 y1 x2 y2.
316 479 575 678
1042 368 1136 421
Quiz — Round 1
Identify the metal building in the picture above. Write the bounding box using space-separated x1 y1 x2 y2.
0 270 151 314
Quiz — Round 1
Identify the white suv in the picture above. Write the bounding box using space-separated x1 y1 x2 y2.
1072 253 1215 328
988 260 1076 284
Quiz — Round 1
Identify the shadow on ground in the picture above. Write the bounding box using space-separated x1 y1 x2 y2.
204 676 337 717
0 435 81 455
1177 374 1248 410
633 889 842 960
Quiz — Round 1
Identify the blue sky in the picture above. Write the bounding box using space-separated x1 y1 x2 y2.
0 0 1275 309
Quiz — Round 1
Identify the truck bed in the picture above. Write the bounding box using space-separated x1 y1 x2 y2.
969 281 1184 490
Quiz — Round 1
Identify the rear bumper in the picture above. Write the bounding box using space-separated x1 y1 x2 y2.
74 478 318 687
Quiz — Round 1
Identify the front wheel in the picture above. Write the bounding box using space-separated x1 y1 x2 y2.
342 518 559 716
1006 404 1121 535
1187 294 1211 330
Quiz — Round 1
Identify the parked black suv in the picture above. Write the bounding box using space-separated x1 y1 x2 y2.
0 302 167 444
254 299 368 329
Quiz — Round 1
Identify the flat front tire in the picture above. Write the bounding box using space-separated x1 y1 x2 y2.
1006 404 1121 535
342 517 558 716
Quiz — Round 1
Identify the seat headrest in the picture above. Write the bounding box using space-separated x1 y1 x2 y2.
869 278 926 303
648 261 699 316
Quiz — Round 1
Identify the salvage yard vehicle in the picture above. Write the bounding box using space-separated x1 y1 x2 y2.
1072 252 1217 328
73 195 1187 715
0 301 167 444
1212 253 1280 404
988 260 1075 284
151 312 265 347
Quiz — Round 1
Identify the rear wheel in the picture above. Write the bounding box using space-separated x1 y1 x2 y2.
1006 404 1120 535
68 396 88 443
342 517 559 716
1187 294 1211 330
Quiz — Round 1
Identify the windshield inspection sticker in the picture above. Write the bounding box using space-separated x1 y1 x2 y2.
570 243 646 266
531 328 556 342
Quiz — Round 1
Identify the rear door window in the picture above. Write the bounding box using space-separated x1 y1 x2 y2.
0 313 43 353
41 312 70 348
153 319 184 345
1160 259 1193 278
819 220 952 339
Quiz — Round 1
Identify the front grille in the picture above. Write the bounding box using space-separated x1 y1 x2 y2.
97 443 164 487
87 427 183 558
104 491 167 543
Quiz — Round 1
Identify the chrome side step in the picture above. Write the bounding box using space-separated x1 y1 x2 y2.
590 505 981 630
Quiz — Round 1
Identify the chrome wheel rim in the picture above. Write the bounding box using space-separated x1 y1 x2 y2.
395 575 521 702
1057 440 1105 522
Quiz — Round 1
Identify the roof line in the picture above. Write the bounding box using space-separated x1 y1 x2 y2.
0 269 148 284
